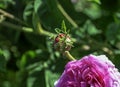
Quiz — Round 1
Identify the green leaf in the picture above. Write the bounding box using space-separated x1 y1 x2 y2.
55 28 62 33
84 20 101 35
106 23 120 43
0 0 15 9
19 50 36 69
83 3 102 19
61 20 67 33
32 12 42 32
23 1 34 21
27 69 46 87
45 70 60 87
34 0 43 13
88 0 101 4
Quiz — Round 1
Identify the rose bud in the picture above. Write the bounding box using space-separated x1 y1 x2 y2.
53 33 73 53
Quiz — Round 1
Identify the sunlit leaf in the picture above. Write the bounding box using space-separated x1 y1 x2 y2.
61 20 67 33
19 50 36 69
83 20 101 35
34 0 43 13
23 1 34 21
88 0 101 4
55 28 62 33
45 70 60 87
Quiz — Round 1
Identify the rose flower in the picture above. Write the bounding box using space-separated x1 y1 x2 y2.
55 55 120 87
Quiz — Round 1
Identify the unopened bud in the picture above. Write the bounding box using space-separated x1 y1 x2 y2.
53 33 73 53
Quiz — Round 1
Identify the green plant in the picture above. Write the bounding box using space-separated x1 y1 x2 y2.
0 0 120 87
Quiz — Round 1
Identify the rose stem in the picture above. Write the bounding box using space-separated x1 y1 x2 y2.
64 51 76 61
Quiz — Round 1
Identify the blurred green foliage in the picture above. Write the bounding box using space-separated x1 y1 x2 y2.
0 0 120 87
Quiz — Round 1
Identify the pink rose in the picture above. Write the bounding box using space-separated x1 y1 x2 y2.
55 55 120 87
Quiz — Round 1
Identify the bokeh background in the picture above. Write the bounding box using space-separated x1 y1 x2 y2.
0 0 120 87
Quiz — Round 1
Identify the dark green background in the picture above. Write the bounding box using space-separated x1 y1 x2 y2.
0 0 120 87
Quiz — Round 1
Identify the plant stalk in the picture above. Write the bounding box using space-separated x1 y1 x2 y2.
64 51 76 61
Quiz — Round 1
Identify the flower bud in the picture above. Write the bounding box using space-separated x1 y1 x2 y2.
53 33 73 53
